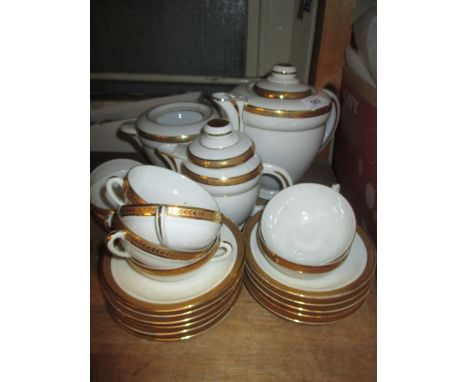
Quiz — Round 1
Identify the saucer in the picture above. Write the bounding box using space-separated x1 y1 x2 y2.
106 281 242 332
244 211 376 300
243 211 376 324
100 215 246 340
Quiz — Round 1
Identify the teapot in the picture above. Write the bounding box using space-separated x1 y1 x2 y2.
212 63 340 200
157 118 292 226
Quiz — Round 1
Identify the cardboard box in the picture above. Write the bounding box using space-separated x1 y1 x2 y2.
333 67 377 246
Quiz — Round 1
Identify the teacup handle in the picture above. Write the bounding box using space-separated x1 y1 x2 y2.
262 162 293 189
105 231 131 258
320 88 341 150
209 240 232 263
105 176 126 207
331 183 341 193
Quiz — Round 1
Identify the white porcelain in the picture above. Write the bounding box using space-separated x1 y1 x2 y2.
105 165 221 251
157 118 293 226
250 221 367 286
109 223 239 303
260 184 356 276
118 102 218 169
105 231 232 282
90 159 143 225
218 63 341 199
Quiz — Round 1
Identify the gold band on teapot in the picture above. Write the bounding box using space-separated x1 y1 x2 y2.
187 144 255 169
181 163 263 186
253 84 313 100
243 103 331 119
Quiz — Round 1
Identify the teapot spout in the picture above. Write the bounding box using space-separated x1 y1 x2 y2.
211 92 246 132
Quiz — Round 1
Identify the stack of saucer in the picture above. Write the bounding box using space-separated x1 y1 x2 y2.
243 184 376 324
92 163 245 340
100 214 244 341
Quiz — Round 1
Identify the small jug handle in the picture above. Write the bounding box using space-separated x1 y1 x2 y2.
320 88 341 150
119 121 141 147
262 162 293 189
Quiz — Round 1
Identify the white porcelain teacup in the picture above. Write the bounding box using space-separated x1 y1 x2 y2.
90 159 142 230
105 165 222 251
105 210 232 281
260 183 356 277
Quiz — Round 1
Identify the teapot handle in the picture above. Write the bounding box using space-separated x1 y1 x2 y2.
320 88 341 150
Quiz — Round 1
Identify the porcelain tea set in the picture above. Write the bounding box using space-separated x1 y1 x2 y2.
91 64 376 340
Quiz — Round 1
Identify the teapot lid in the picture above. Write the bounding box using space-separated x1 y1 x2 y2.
187 118 256 168
253 64 315 100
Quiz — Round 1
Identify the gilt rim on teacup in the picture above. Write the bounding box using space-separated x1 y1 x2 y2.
256 223 351 274
119 203 222 224
100 215 246 313
244 212 376 300
111 212 220 261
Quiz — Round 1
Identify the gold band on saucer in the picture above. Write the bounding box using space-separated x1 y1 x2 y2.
111 213 219 260
243 276 366 325
99 215 246 314
253 84 312 100
244 212 376 300
181 163 263 186
243 103 331 119
119 204 222 224
104 285 242 341
136 127 196 143
257 227 350 274
187 144 255 169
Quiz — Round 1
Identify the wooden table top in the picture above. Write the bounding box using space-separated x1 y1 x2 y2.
90 153 376 382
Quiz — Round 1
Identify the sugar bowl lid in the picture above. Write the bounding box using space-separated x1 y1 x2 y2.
187 118 255 169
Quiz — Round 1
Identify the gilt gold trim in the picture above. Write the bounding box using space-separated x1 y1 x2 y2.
253 84 312 99
99 215 246 313
243 276 366 325
187 144 255 169
257 227 350 274
181 163 262 186
111 214 219 261
136 127 196 143
123 178 146 204
243 103 331 119
244 212 376 300
119 204 222 224
127 241 218 276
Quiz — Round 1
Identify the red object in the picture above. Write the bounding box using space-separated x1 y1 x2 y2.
333 67 377 246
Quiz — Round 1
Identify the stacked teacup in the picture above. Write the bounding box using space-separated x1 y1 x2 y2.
93 164 245 341
243 183 376 324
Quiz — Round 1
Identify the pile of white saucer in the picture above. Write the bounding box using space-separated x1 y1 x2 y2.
243 184 376 324
91 161 245 341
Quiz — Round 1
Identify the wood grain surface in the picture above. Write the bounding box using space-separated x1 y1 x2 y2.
90 153 376 382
